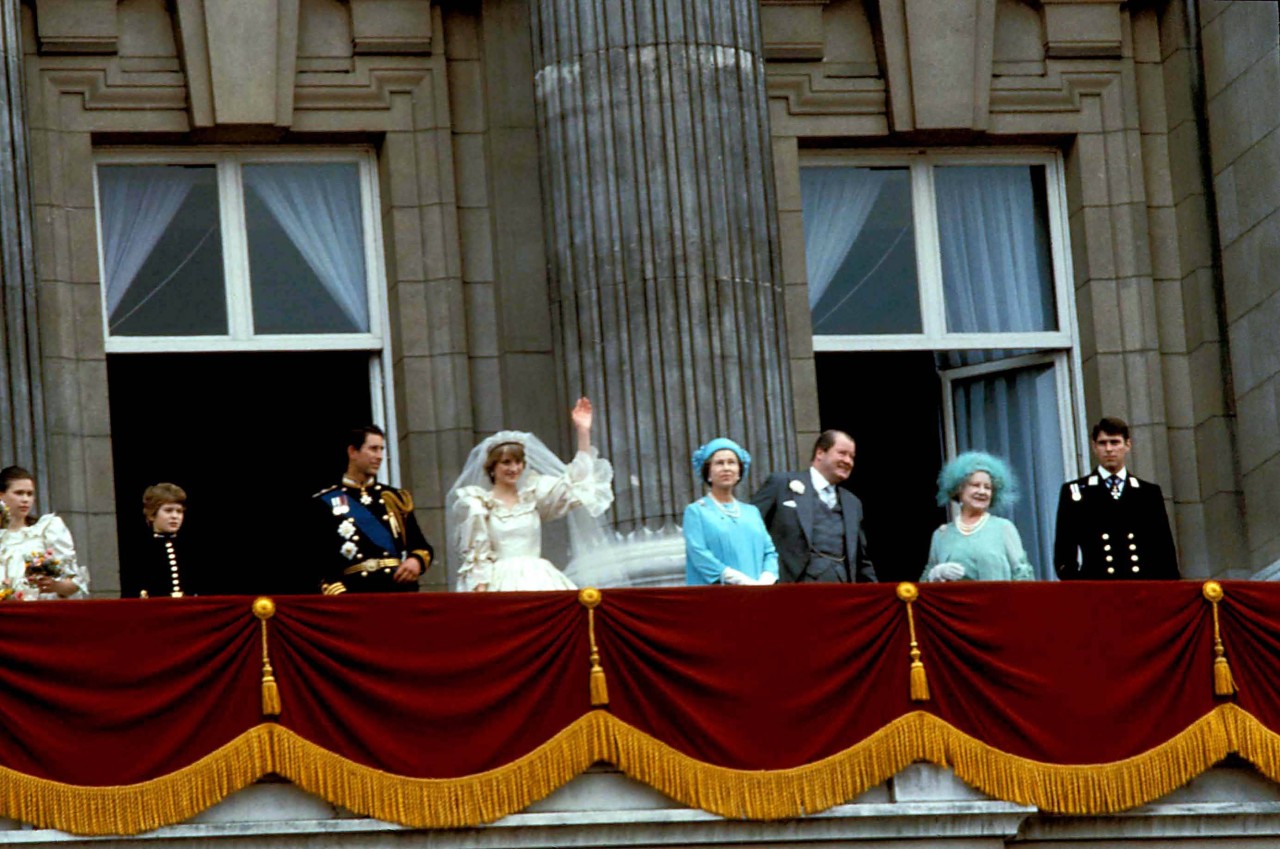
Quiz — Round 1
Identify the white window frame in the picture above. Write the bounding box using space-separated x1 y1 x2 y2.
93 147 401 484
939 351 1080 480
93 147 387 354
801 148 1088 471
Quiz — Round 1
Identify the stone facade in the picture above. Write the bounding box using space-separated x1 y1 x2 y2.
0 0 1276 589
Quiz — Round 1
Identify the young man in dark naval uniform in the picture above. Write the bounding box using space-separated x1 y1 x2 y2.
312 425 433 594
1054 416 1178 580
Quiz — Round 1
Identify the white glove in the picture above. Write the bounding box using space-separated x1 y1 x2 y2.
721 567 755 585
757 571 778 586
927 562 966 582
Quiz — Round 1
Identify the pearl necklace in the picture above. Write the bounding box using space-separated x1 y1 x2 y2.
956 512 990 536
711 497 741 519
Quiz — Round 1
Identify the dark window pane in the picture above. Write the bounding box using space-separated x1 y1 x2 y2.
936 165 1057 333
243 163 370 334
801 166 921 335
99 164 227 336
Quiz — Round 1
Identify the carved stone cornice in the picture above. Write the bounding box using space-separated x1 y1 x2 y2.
38 66 188 114
350 0 432 55
33 0 117 54
760 0 832 61
293 59 433 113
766 71 887 115
1042 0 1123 59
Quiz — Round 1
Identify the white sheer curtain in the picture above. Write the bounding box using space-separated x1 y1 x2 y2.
950 363 1062 581
934 166 1054 334
800 167 887 308
243 164 369 332
99 166 201 320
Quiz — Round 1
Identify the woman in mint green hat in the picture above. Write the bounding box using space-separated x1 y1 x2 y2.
683 438 778 586
920 451 1033 582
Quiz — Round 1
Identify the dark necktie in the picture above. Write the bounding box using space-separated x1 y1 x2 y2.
1107 475 1122 499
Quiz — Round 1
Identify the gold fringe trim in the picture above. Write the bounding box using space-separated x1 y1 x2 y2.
19 705 1280 834
0 724 276 836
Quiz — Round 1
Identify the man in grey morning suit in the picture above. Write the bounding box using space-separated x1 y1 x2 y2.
751 430 877 584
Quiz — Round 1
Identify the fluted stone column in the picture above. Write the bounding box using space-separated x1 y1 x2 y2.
531 0 795 531
0 0 48 491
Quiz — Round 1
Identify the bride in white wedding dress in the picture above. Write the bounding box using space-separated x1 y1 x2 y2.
449 398 614 592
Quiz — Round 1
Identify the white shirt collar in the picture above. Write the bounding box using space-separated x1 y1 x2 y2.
809 467 834 493
1097 466 1128 481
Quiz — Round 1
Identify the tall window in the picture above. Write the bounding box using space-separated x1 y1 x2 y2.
94 149 397 593
801 152 1083 581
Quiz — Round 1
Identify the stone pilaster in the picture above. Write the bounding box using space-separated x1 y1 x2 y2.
0 0 47 492
530 0 795 530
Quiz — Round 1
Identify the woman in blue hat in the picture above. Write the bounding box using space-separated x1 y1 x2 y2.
683 438 779 586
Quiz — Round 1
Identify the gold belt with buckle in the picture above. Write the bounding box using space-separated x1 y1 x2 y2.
343 558 401 576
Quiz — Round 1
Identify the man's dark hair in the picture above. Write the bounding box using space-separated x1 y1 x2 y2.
812 429 853 460
347 425 385 452
1090 416 1130 442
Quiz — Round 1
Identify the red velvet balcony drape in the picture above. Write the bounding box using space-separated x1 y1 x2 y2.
2 582 1279 834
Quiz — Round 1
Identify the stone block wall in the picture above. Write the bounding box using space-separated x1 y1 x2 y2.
1199 0 1280 574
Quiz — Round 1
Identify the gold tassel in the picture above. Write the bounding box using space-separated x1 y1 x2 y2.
253 597 283 717
579 588 609 706
897 583 930 702
1203 581 1237 697
262 663 282 717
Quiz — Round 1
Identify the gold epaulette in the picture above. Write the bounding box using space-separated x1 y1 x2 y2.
381 489 414 544
382 488 414 514
312 484 339 499
321 581 347 596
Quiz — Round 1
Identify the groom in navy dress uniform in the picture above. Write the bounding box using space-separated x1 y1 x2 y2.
1053 416 1179 580
751 430 877 584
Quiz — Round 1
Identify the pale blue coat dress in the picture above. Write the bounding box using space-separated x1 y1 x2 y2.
683 496 780 585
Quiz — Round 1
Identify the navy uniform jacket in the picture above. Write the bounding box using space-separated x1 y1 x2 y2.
126 532 202 598
311 478 433 594
1053 472 1178 580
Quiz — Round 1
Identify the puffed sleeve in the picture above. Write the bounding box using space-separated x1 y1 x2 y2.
41 515 89 598
1002 519 1035 581
682 502 731 585
453 487 495 591
532 448 615 521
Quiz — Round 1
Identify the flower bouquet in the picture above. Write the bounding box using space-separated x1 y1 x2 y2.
0 580 16 601
24 548 63 580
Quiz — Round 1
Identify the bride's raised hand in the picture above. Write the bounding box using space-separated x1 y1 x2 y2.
571 397 593 434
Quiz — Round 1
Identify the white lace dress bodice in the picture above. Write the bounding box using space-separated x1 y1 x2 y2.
0 513 89 601
453 449 613 591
